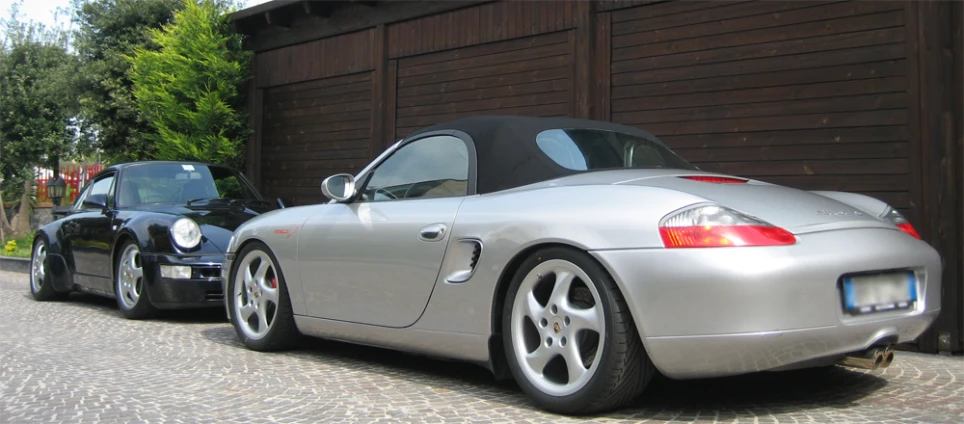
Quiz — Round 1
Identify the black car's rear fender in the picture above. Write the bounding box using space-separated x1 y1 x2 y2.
33 227 74 293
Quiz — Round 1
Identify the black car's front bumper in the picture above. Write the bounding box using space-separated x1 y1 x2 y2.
141 253 225 309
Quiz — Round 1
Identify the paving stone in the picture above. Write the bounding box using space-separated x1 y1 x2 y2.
0 270 961 423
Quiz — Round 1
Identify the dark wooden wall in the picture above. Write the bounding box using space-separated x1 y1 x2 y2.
239 0 962 353
608 0 914 220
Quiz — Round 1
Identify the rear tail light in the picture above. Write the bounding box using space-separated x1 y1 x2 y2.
659 204 796 248
679 176 748 184
879 207 921 239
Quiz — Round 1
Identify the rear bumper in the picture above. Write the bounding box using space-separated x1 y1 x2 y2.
141 253 225 309
590 227 942 379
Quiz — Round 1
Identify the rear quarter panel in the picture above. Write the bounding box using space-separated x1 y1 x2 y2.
34 219 74 292
413 184 705 336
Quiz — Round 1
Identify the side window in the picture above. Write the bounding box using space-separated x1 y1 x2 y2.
74 174 115 210
71 185 92 210
361 135 470 202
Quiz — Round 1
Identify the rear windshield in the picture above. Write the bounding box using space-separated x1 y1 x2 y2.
535 128 697 171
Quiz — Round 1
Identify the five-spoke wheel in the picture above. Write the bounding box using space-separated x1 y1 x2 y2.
228 241 299 351
509 258 606 397
503 247 655 414
29 237 67 301
114 240 157 319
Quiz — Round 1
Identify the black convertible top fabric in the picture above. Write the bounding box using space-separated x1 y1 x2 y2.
407 115 666 194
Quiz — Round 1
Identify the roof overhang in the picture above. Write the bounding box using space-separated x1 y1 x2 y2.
228 0 492 52
231 0 378 35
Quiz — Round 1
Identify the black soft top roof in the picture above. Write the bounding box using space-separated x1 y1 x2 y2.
407 116 668 194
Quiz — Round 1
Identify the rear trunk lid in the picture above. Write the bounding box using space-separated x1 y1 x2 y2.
614 173 892 234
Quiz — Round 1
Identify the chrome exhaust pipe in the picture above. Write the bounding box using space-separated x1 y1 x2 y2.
837 346 892 370
879 346 895 369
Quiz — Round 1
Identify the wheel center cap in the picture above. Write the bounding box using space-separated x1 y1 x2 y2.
553 322 561 334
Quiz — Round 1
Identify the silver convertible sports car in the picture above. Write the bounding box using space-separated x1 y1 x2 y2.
222 116 941 414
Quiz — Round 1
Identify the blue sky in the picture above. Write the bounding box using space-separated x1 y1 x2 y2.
0 0 271 30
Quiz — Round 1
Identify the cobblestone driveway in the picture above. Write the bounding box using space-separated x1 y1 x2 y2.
1 270 961 423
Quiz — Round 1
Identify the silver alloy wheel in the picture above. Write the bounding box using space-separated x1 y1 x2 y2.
232 249 280 340
30 241 46 293
117 244 144 309
510 259 606 397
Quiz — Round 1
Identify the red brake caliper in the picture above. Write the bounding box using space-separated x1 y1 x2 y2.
270 277 277 289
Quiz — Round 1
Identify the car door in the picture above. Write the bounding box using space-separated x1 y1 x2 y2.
298 134 475 327
64 172 118 286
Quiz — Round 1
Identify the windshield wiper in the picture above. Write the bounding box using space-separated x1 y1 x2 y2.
227 198 272 206
186 197 227 206
186 197 271 208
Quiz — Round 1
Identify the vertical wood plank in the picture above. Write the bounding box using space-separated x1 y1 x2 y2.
251 88 264 191
953 0 964 355
593 10 612 122
915 0 962 353
573 0 593 119
385 59 398 147
467 6 479 46
371 24 387 162
245 54 263 189
905 2 923 230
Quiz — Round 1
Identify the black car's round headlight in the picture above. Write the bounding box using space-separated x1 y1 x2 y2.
170 217 202 249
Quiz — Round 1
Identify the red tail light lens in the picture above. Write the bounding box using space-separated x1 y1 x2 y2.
679 176 748 184
659 204 796 248
896 223 921 239
880 207 921 239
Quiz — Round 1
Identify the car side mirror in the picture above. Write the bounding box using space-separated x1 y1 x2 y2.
321 173 356 202
82 193 108 210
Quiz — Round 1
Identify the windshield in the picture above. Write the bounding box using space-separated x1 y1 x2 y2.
535 128 697 171
116 163 260 207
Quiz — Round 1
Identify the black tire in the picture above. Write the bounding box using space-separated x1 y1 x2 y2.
227 241 300 351
29 237 69 301
501 246 655 415
114 239 158 320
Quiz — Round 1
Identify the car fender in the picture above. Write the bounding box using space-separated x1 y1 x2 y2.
222 205 317 315
32 223 74 293
413 184 707 337
113 212 226 255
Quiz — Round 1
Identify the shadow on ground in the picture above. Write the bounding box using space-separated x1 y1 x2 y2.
199 325 889 420
33 290 891 419
26 291 228 324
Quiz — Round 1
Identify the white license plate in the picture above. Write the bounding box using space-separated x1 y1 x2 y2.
842 271 917 315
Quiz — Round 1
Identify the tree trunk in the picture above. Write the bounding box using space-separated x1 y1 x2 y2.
8 177 33 239
0 187 16 243
0 189 12 243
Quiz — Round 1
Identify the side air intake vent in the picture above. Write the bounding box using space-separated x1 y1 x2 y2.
445 239 483 284
469 242 481 269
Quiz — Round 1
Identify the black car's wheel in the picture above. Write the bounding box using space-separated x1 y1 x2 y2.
29 237 68 301
114 240 157 320
502 246 655 415
227 241 299 351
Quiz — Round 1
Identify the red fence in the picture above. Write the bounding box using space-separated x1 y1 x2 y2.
35 164 105 206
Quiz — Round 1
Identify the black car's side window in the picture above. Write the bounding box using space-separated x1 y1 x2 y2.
73 174 116 210
360 135 469 202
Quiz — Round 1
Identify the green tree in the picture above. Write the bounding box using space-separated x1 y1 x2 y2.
72 0 183 164
128 0 250 169
0 1 82 240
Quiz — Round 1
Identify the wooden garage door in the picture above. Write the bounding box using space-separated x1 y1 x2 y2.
261 72 373 205
394 31 572 139
609 1 915 218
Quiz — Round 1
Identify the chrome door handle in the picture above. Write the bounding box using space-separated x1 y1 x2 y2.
418 223 447 242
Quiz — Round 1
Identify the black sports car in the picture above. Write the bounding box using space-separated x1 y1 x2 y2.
28 161 281 319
